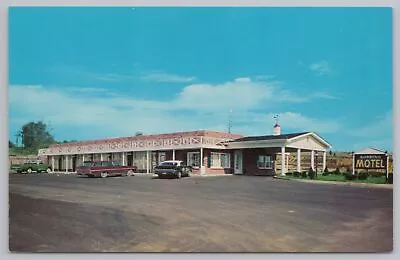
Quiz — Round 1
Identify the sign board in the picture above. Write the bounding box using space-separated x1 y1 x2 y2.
354 154 387 170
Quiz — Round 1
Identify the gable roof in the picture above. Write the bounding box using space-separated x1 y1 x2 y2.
355 147 387 154
230 132 310 142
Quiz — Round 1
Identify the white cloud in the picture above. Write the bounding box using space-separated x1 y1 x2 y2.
349 111 392 138
234 77 251 82
8 78 341 141
67 87 109 93
309 60 332 76
140 71 196 83
254 75 275 81
311 92 340 100
265 112 341 134
175 79 277 110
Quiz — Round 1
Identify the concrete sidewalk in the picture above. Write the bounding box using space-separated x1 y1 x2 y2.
273 175 393 189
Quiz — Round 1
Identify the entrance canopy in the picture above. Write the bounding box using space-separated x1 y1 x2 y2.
225 132 332 151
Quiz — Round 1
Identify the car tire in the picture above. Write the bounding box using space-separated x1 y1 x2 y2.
27 168 32 174
100 172 108 178
46 168 52 173
127 170 134 177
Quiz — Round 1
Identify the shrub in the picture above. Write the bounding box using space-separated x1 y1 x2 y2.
358 172 369 180
301 171 307 178
293 171 300 177
370 171 384 178
387 174 393 184
334 168 341 175
344 172 357 181
285 171 293 176
308 167 316 179
322 167 330 176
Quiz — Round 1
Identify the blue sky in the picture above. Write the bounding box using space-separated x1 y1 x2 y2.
8 7 392 152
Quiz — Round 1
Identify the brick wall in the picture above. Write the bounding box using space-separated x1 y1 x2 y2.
242 149 276 176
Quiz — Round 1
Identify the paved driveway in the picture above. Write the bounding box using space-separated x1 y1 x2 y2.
9 174 393 252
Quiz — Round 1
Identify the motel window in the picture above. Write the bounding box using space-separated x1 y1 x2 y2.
210 153 231 168
257 155 273 169
158 152 166 163
187 152 200 168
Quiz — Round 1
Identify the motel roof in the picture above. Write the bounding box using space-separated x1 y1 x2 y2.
230 132 310 142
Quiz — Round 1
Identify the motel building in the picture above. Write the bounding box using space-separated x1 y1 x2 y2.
38 124 332 176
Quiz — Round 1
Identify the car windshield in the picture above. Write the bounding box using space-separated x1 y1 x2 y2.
159 162 178 166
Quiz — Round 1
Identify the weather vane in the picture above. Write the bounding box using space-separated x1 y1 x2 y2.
273 114 279 125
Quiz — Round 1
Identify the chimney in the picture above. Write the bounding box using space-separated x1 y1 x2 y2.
273 123 281 136
273 114 281 135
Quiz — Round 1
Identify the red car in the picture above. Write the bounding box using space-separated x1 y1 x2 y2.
76 161 137 178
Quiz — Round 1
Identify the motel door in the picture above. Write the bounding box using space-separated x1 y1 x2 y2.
234 150 243 174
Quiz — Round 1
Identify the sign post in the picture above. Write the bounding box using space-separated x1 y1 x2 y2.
386 152 389 183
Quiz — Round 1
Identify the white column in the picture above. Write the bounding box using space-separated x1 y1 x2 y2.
281 146 286 176
311 150 315 170
322 151 326 171
352 152 355 175
146 150 150 174
297 148 301 172
200 147 205 175
172 149 175 160
100 153 103 161
82 154 85 162
51 156 55 172
65 155 68 173
122 152 125 166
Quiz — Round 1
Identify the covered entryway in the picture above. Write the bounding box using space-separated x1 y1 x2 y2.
226 132 332 176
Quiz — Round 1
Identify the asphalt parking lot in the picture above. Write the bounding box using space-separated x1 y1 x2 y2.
9 173 393 252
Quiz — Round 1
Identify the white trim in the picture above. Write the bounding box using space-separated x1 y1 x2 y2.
210 152 231 168
281 146 286 176
297 148 301 172
311 150 315 171
226 140 287 149
287 132 332 149
234 150 243 174
187 151 200 168
257 155 274 169
65 155 68 173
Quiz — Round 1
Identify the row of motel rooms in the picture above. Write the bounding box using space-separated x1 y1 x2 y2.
38 125 332 176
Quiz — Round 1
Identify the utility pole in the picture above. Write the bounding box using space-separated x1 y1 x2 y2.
228 109 233 133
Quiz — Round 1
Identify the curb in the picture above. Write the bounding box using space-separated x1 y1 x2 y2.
273 176 393 189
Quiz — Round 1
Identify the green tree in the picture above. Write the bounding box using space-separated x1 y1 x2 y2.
9 140 15 148
135 131 143 136
21 121 56 149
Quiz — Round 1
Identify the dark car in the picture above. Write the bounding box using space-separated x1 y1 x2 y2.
76 161 137 178
153 160 192 179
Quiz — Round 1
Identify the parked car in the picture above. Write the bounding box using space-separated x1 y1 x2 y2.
153 160 192 179
76 161 137 178
11 160 52 174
